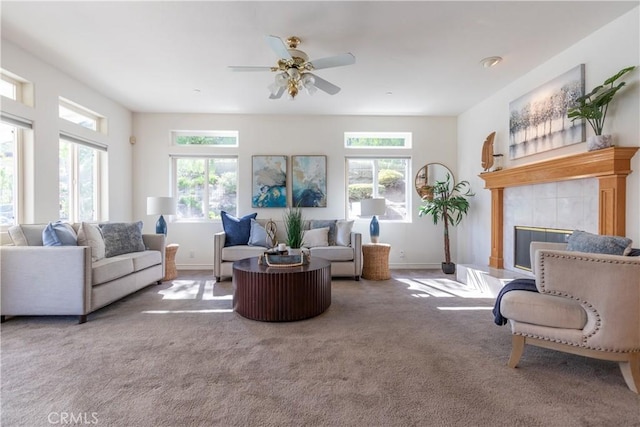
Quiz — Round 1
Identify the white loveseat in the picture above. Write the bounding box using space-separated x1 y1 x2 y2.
1 223 165 323
214 219 362 281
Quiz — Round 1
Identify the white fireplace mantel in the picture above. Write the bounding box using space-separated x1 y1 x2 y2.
479 147 638 269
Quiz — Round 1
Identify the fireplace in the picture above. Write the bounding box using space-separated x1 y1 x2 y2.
514 226 572 271
480 147 638 269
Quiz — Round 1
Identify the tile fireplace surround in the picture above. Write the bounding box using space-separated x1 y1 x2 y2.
480 147 638 269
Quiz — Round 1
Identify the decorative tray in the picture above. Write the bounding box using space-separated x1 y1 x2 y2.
259 253 309 267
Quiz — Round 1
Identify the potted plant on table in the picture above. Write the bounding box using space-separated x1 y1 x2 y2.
567 65 637 151
418 173 474 274
283 205 305 255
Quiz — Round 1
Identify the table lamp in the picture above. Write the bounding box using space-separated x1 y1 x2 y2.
360 198 386 243
147 196 176 235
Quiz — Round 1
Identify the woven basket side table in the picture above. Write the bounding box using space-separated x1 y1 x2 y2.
164 244 180 281
362 243 391 280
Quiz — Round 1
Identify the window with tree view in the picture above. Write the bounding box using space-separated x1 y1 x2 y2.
173 131 238 147
174 157 237 220
344 132 412 148
59 139 104 222
346 158 409 221
0 123 18 226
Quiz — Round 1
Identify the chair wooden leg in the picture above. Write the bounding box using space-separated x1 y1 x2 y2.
619 354 640 394
508 335 525 368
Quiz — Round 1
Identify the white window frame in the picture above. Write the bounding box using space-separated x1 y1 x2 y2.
0 121 26 228
172 130 239 147
344 131 412 149
59 97 107 134
59 134 107 223
0 74 19 102
345 156 411 222
171 155 239 222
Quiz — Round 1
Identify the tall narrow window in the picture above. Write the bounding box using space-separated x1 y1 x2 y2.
173 156 238 220
0 123 18 226
346 157 410 221
59 136 106 222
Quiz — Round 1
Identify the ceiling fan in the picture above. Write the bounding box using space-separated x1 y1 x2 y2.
229 35 355 100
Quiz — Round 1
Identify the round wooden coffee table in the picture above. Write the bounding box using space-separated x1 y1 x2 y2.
232 257 331 322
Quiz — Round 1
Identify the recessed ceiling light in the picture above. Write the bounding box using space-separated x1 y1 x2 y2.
480 56 502 68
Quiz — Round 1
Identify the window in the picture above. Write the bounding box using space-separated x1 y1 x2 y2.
173 131 238 147
59 97 106 133
344 132 412 148
0 123 19 226
0 77 17 101
173 156 238 220
1 70 34 107
59 136 106 222
346 157 410 221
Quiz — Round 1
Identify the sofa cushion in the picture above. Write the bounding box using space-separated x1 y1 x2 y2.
248 219 269 248
222 245 265 262
567 230 632 256
500 290 587 330
222 211 257 247
310 220 337 246
100 221 146 258
303 227 329 248
43 222 77 246
77 222 106 262
310 246 355 262
8 224 46 246
92 256 134 286
336 220 354 246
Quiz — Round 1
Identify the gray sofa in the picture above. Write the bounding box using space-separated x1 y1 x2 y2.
1 223 165 323
214 219 362 281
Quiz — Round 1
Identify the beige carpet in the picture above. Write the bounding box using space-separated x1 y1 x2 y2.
2 270 639 427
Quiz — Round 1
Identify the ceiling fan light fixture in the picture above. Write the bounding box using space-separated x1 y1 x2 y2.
481 56 502 68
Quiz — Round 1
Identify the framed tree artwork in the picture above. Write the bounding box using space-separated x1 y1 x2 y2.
292 155 327 207
252 155 287 208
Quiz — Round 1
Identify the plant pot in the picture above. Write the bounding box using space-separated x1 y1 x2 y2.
441 262 456 275
587 134 613 151
288 247 302 256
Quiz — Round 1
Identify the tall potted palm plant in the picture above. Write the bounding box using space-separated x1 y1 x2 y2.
418 174 474 274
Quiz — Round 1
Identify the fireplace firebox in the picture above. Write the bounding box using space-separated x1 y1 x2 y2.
514 226 572 271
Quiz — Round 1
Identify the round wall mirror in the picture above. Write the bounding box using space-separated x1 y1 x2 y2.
415 163 454 200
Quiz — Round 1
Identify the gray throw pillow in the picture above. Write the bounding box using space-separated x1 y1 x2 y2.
100 221 146 258
566 230 632 256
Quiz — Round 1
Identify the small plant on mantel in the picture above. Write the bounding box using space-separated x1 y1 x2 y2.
418 174 474 274
567 65 637 150
283 205 305 250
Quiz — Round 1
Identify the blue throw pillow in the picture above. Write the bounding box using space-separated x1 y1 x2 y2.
221 211 257 247
42 221 78 246
248 219 269 248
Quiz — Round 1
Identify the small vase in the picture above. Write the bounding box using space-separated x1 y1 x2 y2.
587 134 613 151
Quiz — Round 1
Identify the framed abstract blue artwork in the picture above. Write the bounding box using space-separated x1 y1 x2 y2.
252 156 287 208
292 155 327 208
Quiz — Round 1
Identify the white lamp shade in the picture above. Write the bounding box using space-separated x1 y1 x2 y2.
360 198 386 216
147 196 176 215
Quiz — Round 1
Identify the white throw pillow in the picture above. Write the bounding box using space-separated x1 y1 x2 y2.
303 227 329 248
77 222 106 262
336 220 354 246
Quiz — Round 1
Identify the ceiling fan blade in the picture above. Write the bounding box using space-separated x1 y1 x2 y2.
269 86 286 100
309 53 355 70
309 73 341 95
228 66 273 72
265 35 292 60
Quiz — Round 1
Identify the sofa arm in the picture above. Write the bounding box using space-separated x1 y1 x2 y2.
1 246 92 316
143 234 166 275
535 249 640 350
214 232 226 280
351 232 362 277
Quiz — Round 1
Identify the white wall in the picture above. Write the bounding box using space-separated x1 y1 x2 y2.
1 40 133 223
132 114 458 269
457 7 640 266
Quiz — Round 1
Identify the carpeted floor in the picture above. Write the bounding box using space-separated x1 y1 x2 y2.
2 270 639 427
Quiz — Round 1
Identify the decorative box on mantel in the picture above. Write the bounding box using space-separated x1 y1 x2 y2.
479 146 638 269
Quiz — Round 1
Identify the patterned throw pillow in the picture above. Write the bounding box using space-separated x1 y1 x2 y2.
566 230 632 256
99 221 146 258
221 211 257 247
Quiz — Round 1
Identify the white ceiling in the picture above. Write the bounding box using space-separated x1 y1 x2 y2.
1 1 638 116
